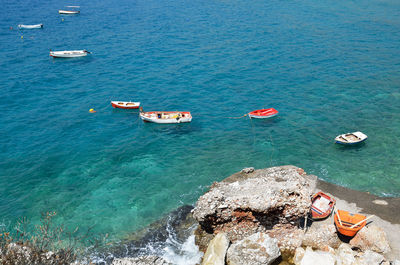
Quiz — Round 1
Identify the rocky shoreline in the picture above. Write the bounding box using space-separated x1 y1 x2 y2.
112 165 400 265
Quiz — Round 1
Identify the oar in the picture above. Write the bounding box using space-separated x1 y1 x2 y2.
349 215 374 229
335 208 343 226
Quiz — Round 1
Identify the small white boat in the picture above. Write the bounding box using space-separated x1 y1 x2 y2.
140 111 192 124
59 6 80 14
18 24 43 29
335 131 367 145
50 50 91 58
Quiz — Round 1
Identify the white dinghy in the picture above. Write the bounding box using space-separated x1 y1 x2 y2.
335 131 368 145
50 50 91 58
18 24 43 29
59 6 80 14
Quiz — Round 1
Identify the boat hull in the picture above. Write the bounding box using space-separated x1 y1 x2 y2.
59 10 80 14
248 108 278 119
310 192 336 220
50 50 89 58
335 131 368 145
18 24 43 29
111 101 140 109
334 210 366 237
140 111 192 124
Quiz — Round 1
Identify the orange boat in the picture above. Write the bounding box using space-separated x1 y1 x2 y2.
334 210 366 237
310 192 336 220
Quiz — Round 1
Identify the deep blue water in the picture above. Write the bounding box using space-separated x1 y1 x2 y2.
1 0 400 242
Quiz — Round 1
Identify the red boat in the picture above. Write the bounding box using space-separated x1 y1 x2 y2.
248 108 278 119
310 192 336 220
111 101 140 109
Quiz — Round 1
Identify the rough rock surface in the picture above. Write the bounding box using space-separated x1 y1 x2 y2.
335 243 356 265
202 233 230 265
355 250 385 264
302 223 342 250
192 166 316 243
350 225 391 254
226 232 280 265
111 256 170 265
293 247 305 265
298 247 336 265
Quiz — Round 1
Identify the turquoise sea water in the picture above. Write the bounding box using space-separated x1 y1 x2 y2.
1 0 400 245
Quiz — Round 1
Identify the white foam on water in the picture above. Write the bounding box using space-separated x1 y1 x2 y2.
159 218 203 265
161 234 203 265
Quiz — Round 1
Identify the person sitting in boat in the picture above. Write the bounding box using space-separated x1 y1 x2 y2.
176 113 182 121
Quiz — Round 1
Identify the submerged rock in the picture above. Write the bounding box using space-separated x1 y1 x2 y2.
350 225 391 254
192 166 316 243
226 232 280 265
201 233 230 265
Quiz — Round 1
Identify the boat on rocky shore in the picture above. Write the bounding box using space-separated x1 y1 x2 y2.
91 166 399 265
334 210 367 237
310 191 336 220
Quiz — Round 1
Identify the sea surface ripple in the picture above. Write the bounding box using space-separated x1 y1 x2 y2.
1 0 400 241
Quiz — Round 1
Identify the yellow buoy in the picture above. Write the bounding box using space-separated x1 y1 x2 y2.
89 108 96 113
21 36 23 39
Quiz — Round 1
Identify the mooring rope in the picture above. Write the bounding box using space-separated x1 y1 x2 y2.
224 113 248 119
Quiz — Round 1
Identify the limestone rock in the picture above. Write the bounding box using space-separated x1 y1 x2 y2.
302 223 342 250
111 256 170 265
350 225 391 254
299 247 335 265
202 233 230 265
355 250 385 265
335 243 356 265
226 232 280 265
293 247 305 265
193 166 316 242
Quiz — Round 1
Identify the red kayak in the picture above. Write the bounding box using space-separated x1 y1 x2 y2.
248 108 278 119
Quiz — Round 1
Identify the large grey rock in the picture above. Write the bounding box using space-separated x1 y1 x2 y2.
226 232 280 265
112 256 170 265
193 166 316 242
298 247 335 265
335 243 356 265
202 233 230 265
350 225 391 254
354 250 385 265
302 223 342 250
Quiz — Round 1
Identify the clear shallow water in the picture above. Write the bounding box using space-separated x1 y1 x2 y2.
1 0 400 244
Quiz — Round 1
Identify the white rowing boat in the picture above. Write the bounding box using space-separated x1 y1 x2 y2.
18 24 43 29
335 131 367 145
140 111 192 124
50 50 91 58
59 10 80 14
